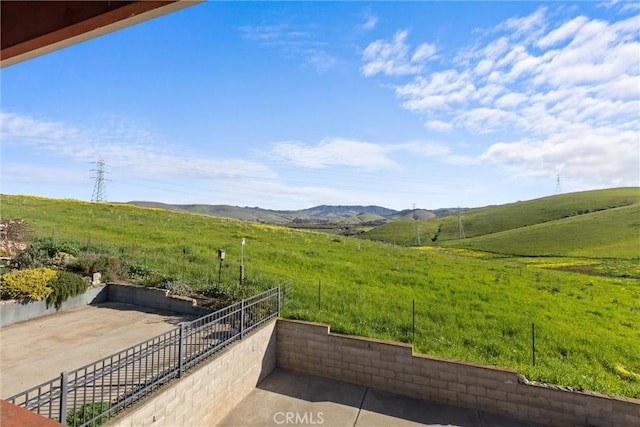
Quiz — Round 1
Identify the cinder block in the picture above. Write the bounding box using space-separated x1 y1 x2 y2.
486 388 506 401
364 366 380 376
428 378 446 390
379 368 396 379
457 374 478 387
457 392 477 406
380 352 396 362
387 362 406 374
506 392 529 405
448 382 466 393
437 370 456 382
439 388 458 403
625 414 640 426
412 374 429 386
475 377 498 391
476 396 497 410
467 385 487 397
372 358 388 369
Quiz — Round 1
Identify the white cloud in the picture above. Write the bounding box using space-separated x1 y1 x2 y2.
498 7 548 42
362 7 640 190
360 12 378 31
598 0 640 13
361 30 436 77
0 111 276 182
411 43 437 63
238 23 336 73
537 16 589 48
425 120 453 132
271 138 397 169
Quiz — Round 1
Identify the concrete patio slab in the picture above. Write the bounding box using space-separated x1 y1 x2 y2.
0 302 193 398
218 369 545 427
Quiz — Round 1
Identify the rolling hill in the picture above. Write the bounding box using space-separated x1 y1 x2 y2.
127 201 399 225
363 187 640 258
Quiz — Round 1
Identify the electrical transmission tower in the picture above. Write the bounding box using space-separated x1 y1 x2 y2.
457 208 465 239
556 174 562 194
413 204 421 246
91 160 108 202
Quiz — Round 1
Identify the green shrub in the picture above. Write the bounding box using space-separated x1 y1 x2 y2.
38 238 81 257
12 243 50 269
0 267 57 300
69 253 125 282
46 271 88 309
66 401 110 427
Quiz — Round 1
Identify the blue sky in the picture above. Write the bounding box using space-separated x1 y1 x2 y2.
2 1 638 211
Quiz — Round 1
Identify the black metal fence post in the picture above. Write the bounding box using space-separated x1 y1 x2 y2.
241 298 246 339
60 371 68 424
277 286 281 316
178 323 185 378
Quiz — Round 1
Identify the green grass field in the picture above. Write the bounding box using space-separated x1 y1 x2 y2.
1 193 639 398
364 187 639 248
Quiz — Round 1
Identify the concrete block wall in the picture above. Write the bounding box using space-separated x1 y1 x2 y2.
276 319 640 427
0 285 108 327
1 283 207 327
107 284 209 316
108 319 277 427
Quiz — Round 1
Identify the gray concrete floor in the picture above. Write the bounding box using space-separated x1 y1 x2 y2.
0 302 193 398
219 369 545 427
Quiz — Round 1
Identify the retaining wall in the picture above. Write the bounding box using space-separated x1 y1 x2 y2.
0 283 208 327
0 285 108 327
108 319 277 427
276 319 640 427
107 283 208 316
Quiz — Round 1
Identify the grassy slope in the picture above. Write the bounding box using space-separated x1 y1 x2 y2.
363 188 639 249
443 203 640 258
1 194 639 397
128 201 293 224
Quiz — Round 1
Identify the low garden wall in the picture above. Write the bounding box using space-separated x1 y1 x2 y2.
107 283 209 316
276 319 640 427
0 283 208 327
0 285 108 327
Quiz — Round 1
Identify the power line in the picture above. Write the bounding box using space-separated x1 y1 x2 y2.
413 203 421 246
457 207 465 239
556 174 562 194
91 160 108 202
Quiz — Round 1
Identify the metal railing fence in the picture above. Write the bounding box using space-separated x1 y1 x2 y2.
6 286 280 426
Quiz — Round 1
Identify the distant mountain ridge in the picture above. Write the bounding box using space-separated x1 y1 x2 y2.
126 201 425 225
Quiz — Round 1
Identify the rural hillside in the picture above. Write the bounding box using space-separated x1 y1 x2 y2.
363 187 639 255
127 201 455 226
1 188 639 398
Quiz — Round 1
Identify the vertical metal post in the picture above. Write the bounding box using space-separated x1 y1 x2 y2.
532 322 536 366
318 280 321 310
178 324 185 377
182 248 186 282
241 298 245 339
60 371 68 425
240 238 245 286
277 286 281 316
